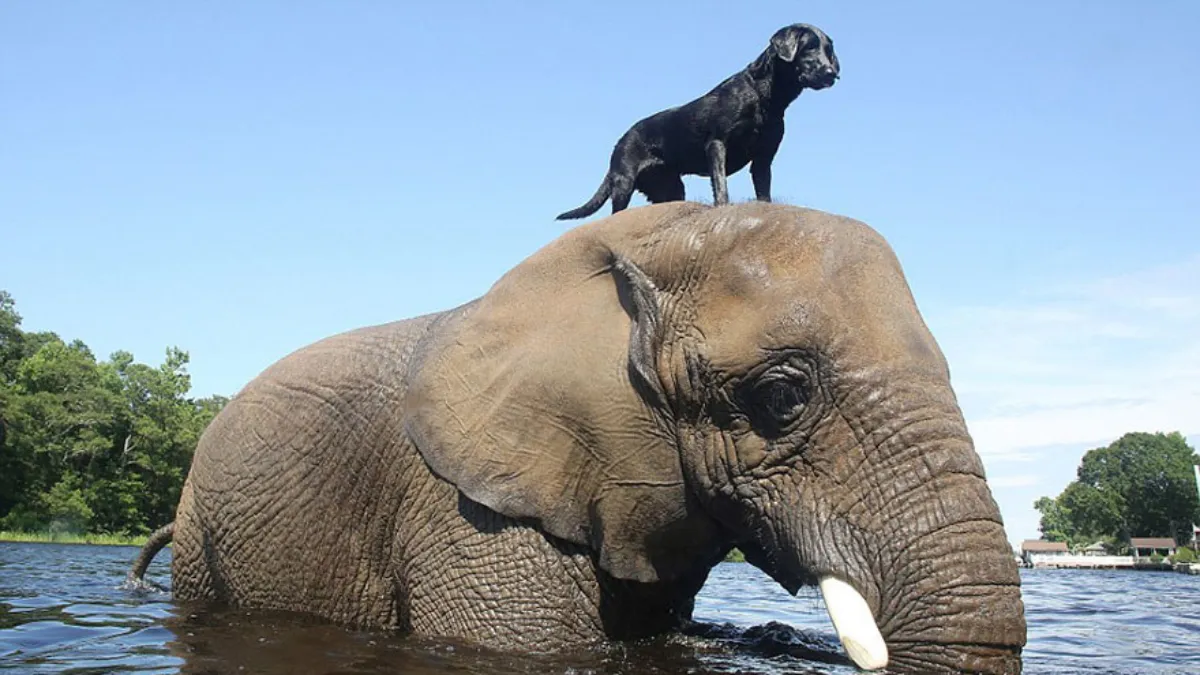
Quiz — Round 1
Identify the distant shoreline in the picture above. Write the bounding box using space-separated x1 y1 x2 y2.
0 537 736 560
0 530 150 547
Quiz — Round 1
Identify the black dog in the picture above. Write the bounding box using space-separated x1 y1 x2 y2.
557 24 839 220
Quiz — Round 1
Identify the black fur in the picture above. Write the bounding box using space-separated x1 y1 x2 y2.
557 24 840 220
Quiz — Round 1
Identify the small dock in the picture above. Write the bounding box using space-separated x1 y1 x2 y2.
1019 538 1198 573
1026 554 1134 570
1023 554 1199 574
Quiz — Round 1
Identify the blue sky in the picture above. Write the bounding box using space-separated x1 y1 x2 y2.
3 2 1198 545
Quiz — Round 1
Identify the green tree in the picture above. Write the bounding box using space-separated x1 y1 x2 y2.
0 290 227 535
1035 432 1200 546
2 336 122 524
106 347 215 531
1033 496 1072 543
1078 432 1200 543
1057 481 1124 543
42 473 94 533
0 291 23 382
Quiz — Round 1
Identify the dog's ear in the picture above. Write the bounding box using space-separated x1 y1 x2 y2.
770 26 805 62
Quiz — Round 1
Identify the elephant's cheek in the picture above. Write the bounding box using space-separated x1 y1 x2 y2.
733 435 768 472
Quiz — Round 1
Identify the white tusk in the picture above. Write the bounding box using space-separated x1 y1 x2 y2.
819 575 889 671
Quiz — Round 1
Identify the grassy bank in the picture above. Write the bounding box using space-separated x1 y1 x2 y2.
724 548 745 562
0 530 149 547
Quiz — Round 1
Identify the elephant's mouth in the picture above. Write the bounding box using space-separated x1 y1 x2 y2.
740 547 888 669
744 549 1021 673
686 576 884 670
682 619 853 666
817 576 888 670
805 574 1023 674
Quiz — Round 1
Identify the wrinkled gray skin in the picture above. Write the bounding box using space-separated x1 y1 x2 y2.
145 203 1025 673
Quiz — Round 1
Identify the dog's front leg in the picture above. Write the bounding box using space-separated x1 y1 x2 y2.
706 140 729 206
750 161 772 202
751 122 783 202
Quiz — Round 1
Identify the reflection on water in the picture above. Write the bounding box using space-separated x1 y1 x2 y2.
1 542 1198 674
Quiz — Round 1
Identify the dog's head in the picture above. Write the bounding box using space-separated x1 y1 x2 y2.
769 24 839 90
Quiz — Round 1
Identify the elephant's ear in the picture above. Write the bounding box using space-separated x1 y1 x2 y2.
405 226 718 583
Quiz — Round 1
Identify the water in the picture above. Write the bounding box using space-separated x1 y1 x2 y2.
1 543 1198 674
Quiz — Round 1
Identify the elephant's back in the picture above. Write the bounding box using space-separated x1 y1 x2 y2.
241 312 447 398
191 311 446 473
170 311 449 625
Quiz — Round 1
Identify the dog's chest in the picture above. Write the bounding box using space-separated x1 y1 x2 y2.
722 107 769 170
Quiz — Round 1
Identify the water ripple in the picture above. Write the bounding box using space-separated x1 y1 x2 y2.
1 542 1199 674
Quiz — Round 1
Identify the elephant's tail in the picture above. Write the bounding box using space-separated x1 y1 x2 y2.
123 522 174 591
556 173 612 220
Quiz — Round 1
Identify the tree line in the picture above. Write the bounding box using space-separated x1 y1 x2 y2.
1035 431 1200 549
6 287 1197 548
0 291 227 536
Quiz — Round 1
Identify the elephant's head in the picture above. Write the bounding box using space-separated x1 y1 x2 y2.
406 202 1025 673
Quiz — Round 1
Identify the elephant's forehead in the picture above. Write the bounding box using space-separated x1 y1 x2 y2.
695 217 898 321
658 205 893 279
689 271 821 371
687 216 940 374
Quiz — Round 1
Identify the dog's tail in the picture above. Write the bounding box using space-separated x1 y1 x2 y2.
123 521 174 590
556 173 613 220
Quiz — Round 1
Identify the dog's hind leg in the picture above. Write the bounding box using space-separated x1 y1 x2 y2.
609 173 636 213
637 169 686 204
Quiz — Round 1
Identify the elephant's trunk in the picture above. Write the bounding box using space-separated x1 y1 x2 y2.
877 517 1025 673
786 398 1026 674
865 419 1025 674
811 519 1024 674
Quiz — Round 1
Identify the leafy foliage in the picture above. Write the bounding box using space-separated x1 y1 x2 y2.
1031 496 1072 544
1171 546 1197 564
1035 432 1200 547
0 291 226 535
0 529 149 546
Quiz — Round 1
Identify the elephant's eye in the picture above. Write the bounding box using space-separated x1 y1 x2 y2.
733 358 817 437
760 380 807 423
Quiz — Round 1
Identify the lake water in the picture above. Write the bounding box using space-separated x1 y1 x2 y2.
1 542 1198 674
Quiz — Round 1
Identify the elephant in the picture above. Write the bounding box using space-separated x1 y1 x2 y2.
129 202 1025 673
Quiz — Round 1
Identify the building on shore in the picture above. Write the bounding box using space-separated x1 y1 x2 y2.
1020 539 1134 569
1020 539 1068 567
1130 537 1177 559
1018 537 1194 571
